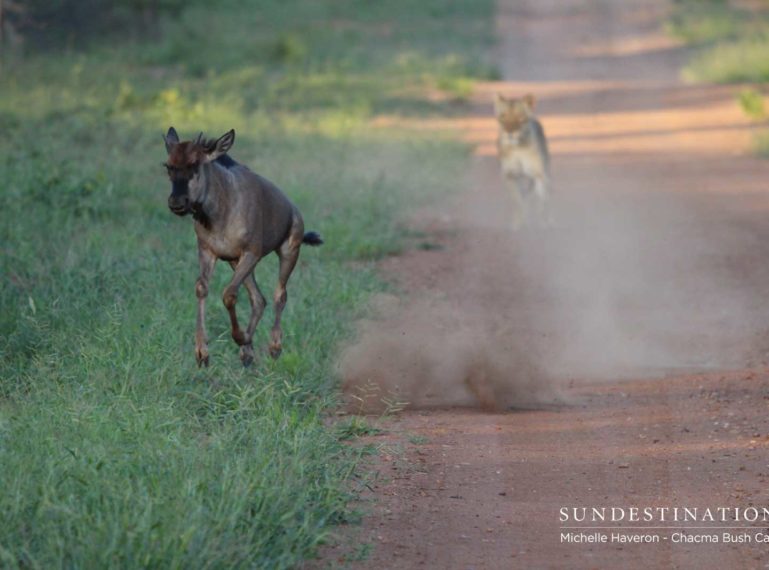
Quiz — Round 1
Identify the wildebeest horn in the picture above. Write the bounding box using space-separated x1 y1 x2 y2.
194 132 203 145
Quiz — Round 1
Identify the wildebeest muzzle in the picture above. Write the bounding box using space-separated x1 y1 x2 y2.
168 180 191 216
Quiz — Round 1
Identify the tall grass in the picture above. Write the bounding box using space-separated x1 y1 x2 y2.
665 0 745 45
684 36 769 83
0 0 493 567
667 0 769 157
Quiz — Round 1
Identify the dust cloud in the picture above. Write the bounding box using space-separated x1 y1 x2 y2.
338 293 561 414
338 153 769 413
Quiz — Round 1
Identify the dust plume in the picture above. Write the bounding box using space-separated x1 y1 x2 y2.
338 152 769 413
337 159 572 414
338 293 562 414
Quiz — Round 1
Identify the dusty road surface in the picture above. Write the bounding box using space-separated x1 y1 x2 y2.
326 1 769 569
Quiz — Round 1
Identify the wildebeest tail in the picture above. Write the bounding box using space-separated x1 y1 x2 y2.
303 231 324 246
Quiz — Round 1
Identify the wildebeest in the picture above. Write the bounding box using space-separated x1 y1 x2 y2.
162 127 323 367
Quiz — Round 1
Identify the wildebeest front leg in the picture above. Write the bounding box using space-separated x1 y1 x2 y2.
195 246 217 367
228 262 266 367
223 251 260 365
269 241 301 359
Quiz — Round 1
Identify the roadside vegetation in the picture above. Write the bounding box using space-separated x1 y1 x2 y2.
0 0 495 567
666 0 769 83
667 0 769 155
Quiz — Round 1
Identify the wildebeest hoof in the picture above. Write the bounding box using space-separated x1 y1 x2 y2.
197 354 210 368
240 344 255 367
268 343 282 360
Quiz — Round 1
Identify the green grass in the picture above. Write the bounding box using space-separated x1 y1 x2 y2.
0 0 494 567
667 1 769 157
667 0 769 83
684 36 769 83
738 87 766 119
408 435 429 445
665 0 745 45
336 417 383 441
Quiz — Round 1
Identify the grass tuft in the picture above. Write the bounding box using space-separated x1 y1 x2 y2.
665 0 744 45
684 36 769 83
738 88 766 119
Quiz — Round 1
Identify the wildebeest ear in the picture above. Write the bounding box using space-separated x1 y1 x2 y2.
164 127 180 154
205 129 235 162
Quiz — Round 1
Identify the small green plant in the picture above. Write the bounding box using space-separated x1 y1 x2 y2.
270 33 308 64
337 416 383 440
436 75 474 101
408 434 429 445
417 241 444 251
738 88 766 119
348 542 373 562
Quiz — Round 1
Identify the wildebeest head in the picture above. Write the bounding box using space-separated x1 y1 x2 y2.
162 127 235 216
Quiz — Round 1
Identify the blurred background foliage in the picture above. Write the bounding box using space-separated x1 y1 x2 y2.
667 0 769 156
1 0 182 47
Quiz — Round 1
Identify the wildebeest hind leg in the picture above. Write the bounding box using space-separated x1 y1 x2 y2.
269 239 301 359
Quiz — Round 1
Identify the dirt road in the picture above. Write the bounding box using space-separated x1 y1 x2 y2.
328 1 769 568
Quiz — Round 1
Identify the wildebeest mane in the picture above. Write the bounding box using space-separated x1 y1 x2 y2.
196 134 238 169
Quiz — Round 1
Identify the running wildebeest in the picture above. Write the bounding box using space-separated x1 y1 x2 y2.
162 127 323 367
